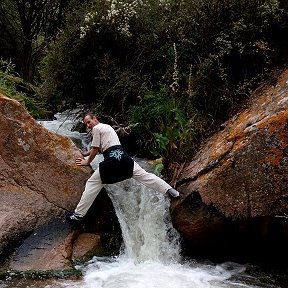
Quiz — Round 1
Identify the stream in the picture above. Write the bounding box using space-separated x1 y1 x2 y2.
1 111 286 288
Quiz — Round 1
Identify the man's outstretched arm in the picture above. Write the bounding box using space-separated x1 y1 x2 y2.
76 146 100 166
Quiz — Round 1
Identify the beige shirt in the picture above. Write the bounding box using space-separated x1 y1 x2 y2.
91 123 121 152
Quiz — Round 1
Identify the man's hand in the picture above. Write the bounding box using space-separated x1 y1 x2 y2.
76 146 99 166
75 157 89 166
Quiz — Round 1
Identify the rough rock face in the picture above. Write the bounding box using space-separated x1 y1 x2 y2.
171 69 288 262
0 94 121 270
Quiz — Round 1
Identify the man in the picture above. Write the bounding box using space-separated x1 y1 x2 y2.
67 113 179 223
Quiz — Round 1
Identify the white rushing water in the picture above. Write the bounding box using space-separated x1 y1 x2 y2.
33 114 279 288
38 110 83 139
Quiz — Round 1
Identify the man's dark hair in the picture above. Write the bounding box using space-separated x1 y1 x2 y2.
82 112 96 121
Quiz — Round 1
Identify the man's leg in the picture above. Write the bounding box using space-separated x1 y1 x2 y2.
132 161 179 197
73 168 104 217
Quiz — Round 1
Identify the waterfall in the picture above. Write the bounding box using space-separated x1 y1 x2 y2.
36 114 279 288
39 113 181 263
106 175 181 263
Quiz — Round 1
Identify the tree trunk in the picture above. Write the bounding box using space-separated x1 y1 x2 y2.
22 39 33 83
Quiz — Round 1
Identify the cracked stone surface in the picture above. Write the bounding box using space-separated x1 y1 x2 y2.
170 69 288 259
175 70 288 219
0 94 93 264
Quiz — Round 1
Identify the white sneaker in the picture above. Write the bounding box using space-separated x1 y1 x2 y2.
167 188 180 198
66 212 83 223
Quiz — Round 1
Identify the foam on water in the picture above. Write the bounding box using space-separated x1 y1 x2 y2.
38 110 83 139
34 114 280 288
41 257 256 288
67 258 246 288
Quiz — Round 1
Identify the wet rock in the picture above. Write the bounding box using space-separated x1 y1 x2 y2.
172 69 288 263
9 219 71 271
72 233 102 261
0 94 121 271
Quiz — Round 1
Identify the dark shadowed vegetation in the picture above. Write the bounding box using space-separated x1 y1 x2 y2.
1 0 288 170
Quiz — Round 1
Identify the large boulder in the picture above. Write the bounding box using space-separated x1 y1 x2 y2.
171 69 288 263
0 94 121 270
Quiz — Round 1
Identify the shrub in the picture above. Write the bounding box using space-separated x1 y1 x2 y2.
39 0 288 164
0 59 49 118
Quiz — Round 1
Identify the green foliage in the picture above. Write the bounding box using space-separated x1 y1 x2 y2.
153 133 169 157
128 87 203 160
40 0 142 111
0 59 50 118
40 0 288 108
0 0 71 82
154 163 164 177
174 0 288 119
37 0 288 163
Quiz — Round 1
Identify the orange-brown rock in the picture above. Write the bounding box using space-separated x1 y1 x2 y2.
0 94 121 271
0 94 121 270
171 69 288 262
72 233 102 261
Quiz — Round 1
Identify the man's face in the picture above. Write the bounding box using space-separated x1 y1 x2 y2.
84 115 97 129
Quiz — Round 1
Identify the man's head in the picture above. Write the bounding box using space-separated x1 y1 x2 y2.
83 113 99 129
